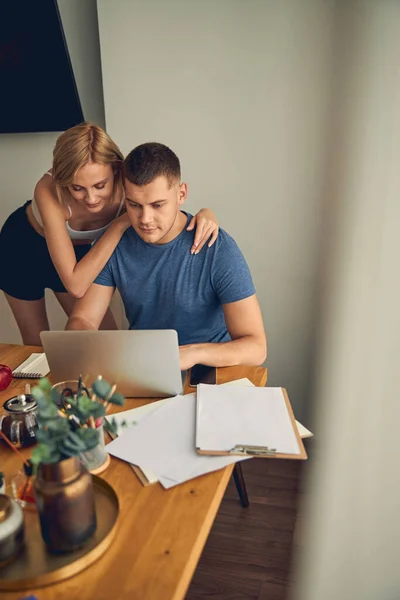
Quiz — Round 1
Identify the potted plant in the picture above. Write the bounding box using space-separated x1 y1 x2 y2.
30 377 124 553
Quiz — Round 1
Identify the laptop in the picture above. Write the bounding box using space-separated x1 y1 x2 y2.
40 330 183 397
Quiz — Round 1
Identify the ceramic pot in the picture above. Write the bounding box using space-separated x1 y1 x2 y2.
34 456 96 553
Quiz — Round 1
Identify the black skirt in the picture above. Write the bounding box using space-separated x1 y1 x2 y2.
0 201 91 301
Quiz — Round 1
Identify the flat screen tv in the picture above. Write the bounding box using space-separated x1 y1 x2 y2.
0 0 84 133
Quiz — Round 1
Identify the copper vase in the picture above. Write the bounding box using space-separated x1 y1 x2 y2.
34 456 96 553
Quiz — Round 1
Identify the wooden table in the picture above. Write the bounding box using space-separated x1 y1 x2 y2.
0 344 267 600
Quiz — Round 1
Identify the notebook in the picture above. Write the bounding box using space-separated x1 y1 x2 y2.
12 353 50 379
195 384 307 460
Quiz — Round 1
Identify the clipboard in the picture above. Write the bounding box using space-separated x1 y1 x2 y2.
195 385 307 460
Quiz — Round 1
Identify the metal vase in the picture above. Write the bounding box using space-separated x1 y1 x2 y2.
34 456 96 553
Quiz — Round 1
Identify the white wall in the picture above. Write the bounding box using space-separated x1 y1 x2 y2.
57 0 105 128
294 2 400 598
97 0 336 421
0 0 105 343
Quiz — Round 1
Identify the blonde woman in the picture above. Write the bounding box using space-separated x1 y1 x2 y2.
0 123 219 345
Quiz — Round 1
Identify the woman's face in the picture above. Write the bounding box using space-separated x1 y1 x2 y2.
67 162 115 212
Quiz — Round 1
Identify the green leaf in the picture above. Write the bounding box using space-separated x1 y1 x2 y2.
46 418 69 434
107 418 118 436
31 387 48 403
92 378 112 399
37 403 59 420
36 429 52 443
31 443 60 465
31 446 45 466
88 403 106 418
108 393 125 406
34 397 50 413
50 387 61 406
60 447 79 458
65 395 77 407
38 378 52 392
63 430 87 451
76 427 100 450
74 395 93 421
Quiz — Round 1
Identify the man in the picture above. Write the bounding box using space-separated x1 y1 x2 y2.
66 142 266 370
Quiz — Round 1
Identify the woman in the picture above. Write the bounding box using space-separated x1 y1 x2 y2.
0 123 219 345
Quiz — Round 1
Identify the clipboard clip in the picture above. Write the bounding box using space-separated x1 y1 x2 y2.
229 444 276 456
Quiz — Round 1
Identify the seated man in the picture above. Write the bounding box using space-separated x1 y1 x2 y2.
66 143 266 370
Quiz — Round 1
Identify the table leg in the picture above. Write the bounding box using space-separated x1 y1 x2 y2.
233 463 249 507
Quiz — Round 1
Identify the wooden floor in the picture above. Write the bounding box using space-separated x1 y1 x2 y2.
186 458 303 600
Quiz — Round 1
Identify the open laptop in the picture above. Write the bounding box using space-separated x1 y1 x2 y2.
40 330 183 397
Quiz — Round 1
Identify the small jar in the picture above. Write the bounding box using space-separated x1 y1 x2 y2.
0 494 25 566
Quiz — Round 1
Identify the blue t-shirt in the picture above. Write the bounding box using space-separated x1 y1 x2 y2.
95 213 255 345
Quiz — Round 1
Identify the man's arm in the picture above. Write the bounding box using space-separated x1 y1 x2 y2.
179 294 266 370
66 283 115 330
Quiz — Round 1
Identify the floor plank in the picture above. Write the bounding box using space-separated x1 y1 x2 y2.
186 458 303 600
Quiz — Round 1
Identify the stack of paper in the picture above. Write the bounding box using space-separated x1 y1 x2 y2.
105 401 169 484
105 379 312 489
106 394 249 488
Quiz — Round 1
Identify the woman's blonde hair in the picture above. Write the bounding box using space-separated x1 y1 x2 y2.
52 122 124 204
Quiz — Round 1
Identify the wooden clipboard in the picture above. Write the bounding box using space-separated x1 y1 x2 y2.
196 387 307 460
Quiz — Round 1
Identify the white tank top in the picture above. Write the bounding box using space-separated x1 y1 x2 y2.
31 171 125 241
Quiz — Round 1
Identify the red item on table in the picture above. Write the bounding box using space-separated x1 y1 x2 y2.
0 364 12 391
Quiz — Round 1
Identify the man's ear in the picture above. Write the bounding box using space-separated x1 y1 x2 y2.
178 182 188 206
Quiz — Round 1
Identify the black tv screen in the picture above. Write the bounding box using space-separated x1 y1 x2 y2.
0 0 84 133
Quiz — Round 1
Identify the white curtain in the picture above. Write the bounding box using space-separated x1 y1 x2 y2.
295 2 400 599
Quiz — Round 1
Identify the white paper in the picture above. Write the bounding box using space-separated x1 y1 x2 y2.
295 420 313 438
196 385 300 455
223 378 313 439
105 399 170 484
105 398 169 436
106 394 249 488
105 378 310 489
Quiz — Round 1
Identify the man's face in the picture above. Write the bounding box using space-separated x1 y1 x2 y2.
124 175 187 244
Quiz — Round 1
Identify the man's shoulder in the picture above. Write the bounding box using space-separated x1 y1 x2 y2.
116 227 138 249
211 227 242 255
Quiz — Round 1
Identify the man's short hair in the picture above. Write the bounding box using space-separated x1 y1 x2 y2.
123 142 181 187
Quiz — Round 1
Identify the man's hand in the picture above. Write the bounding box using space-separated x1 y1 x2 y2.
179 296 266 369
179 344 201 371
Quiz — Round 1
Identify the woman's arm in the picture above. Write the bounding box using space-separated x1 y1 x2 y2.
186 208 219 254
34 177 130 298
